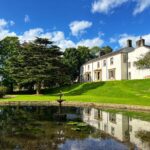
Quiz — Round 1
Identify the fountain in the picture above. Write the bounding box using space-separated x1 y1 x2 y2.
53 91 66 121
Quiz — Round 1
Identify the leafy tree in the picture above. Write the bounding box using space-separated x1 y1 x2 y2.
77 46 92 65
101 46 112 54
63 46 92 82
90 46 100 57
90 46 113 58
0 37 20 93
63 48 80 81
5 38 63 94
135 52 150 69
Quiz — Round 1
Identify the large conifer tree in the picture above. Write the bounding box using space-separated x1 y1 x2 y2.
6 38 63 94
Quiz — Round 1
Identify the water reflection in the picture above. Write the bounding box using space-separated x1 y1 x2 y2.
0 106 149 150
82 108 150 150
59 138 129 150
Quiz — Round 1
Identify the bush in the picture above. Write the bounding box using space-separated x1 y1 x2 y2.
0 86 7 98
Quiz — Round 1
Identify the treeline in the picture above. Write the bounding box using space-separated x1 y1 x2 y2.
0 36 112 94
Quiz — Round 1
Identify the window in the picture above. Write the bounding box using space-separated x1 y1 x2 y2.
85 108 91 115
98 110 102 120
88 65 90 70
128 62 131 68
104 124 108 132
110 57 114 65
109 69 115 80
97 62 100 68
94 109 102 120
103 60 106 67
87 74 90 81
97 72 100 80
128 72 131 80
109 113 116 123
123 54 127 63
111 127 115 135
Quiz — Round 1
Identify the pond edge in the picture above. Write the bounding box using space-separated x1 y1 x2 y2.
0 101 150 112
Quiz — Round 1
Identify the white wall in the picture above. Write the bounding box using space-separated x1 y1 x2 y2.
82 108 129 141
81 53 124 81
80 45 150 82
128 46 150 80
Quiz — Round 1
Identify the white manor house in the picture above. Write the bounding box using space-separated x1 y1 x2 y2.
80 38 150 82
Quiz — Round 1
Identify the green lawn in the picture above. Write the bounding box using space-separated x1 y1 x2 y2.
1 79 150 106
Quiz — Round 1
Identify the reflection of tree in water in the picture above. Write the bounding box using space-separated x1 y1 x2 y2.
136 130 150 147
0 106 99 150
0 107 43 137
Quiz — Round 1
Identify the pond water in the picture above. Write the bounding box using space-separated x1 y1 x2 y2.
0 106 150 150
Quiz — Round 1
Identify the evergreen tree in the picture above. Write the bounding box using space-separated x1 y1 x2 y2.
5 38 63 94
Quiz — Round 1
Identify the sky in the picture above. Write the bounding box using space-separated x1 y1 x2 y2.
0 0 150 51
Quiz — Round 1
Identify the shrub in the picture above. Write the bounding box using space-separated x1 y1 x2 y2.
0 86 7 98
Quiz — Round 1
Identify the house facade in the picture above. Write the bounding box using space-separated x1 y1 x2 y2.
82 108 150 150
80 38 150 82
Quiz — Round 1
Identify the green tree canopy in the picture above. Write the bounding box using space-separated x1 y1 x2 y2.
90 46 113 58
63 48 80 81
63 46 92 82
0 36 20 92
135 52 150 69
90 46 100 57
5 38 63 94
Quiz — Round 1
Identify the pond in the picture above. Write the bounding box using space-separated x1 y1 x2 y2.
0 106 150 150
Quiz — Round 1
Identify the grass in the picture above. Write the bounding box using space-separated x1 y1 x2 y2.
1 79 150 106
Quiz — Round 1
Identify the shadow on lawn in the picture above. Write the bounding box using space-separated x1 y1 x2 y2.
65 82 105 96
43 83 82 95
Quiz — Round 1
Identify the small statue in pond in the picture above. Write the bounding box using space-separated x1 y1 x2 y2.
54 91 66 121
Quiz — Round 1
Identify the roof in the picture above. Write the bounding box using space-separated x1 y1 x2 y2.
84 47 134 65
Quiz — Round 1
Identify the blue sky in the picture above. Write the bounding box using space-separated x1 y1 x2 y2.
0 0 150 50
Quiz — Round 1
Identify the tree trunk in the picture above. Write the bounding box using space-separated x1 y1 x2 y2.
36 81 41 95
9 83 14 94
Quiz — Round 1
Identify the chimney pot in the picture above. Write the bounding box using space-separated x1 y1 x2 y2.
127 39 132 47
136 38 145 47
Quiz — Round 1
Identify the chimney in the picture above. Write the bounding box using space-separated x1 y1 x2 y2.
99 51 105 57
127 39 132 47
140 38 145 46
136 37 145 47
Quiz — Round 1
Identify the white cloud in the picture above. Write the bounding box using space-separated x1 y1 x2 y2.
0 18 104 51
92 0 128 14
10 20 15 26
77 37 104 48
18 29 76 50
118 33 150 47
0 18 16 40
57 39 76 50
19 28 44 42
92 0 150 15
24 15 30 23
0 30 16 40
69 20 92 36
18 28 104 50
0 19 8 29
110 37 117 43
133 0 150 15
